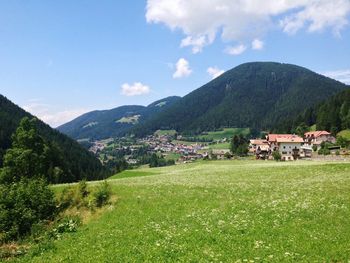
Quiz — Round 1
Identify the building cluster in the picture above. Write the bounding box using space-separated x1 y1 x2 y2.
140 135 205 162
249 131 337 161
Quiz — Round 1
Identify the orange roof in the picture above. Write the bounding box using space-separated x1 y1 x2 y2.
304 131 331 137
267 134 294 142
276 136 304 143
250 139 268 145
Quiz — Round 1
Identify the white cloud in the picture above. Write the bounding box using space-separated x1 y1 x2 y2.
252 39 264 50
23 102 88 128
173 58 192 78
322 69 350 84
225 44 247 55
207 66 225 79
180 36 207 54
121 82 151 96
280 0 350 36
146 0 350 52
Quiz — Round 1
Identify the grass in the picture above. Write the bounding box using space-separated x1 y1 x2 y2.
198 128 250 141
207 142 230 150
16 160 350 262
164 152 181 161
109 169 159 179
154 129 177 136
338 129 350 140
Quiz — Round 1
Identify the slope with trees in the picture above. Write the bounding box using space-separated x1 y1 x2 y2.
275 89 350 136
57 96 181 140
0 95 107 183
132 62 348 136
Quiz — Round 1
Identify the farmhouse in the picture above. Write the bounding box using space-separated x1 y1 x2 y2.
276 136 304 161
266 134 304 161
304 131 336 149
249 139 269 159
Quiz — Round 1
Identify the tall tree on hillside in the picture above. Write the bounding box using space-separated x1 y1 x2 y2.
230 135 248 156
0 117 57 241
0 117 65 184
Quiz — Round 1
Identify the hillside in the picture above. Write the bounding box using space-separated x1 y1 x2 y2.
276 89 350 134
0 94 107 183
19 160 350 262
133 62 349 136
57 96 180 140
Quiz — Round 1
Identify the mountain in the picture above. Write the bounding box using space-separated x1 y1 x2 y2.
132 62 349 136
0 94 107 183
57 96 181 140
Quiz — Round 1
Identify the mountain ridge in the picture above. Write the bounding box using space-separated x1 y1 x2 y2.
57 96 181 140
132 62 349 136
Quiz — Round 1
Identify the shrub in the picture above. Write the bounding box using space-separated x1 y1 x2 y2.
0 179 56 242
49 216 81 240
93 181 111 208
312 145 318 152
272 151 282 161
318 148 330 155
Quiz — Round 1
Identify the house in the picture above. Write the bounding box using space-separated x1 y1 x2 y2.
276 136 304 161
249 139 269 159
267 134 304 161
300 145 313 158
266 134 294 151
304 131 336 149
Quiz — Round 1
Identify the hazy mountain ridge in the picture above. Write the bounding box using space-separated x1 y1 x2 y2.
57 96 181 140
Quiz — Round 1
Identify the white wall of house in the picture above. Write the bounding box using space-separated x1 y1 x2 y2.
278 142 302 161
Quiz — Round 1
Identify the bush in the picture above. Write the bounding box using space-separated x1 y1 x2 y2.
93 181 111 208
0 179 56 242
318 148 330 155
49 216 81 240
312 145 318 152
272 151 282 161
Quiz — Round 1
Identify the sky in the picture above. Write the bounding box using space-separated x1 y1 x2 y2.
0 0 350 127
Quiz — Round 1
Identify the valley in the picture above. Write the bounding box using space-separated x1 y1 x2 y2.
18 160 350 262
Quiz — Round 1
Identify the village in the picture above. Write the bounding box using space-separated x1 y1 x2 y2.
88 129 348 165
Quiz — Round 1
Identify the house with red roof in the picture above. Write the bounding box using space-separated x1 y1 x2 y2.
304 131 336 148
267 134 304 161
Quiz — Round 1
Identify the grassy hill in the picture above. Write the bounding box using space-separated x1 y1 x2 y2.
20 160 350 262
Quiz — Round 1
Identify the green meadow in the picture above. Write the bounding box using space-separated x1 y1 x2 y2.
18 160 350 262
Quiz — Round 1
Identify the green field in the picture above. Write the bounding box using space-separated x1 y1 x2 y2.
207 142 231 150
198 128 250 141
154 129 177 136
18 160 350 262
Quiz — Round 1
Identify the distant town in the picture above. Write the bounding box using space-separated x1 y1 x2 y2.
87 129 349 167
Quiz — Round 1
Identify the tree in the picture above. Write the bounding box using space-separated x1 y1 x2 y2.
0 117 57 241
336 136 349 148
272 151 281 161
230 135 248 156
0 117 63 184
294 122 309 137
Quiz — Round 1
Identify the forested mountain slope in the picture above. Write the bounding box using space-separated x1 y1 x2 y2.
275 88 350 134
0 94 107 183
133 62 348 136
57 96 180 140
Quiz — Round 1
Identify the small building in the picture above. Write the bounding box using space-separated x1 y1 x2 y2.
249 139 270 159
275 135 304 161
304 131 336 149
300 145 313 158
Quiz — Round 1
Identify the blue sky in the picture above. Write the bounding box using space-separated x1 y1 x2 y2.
0 0 350 127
